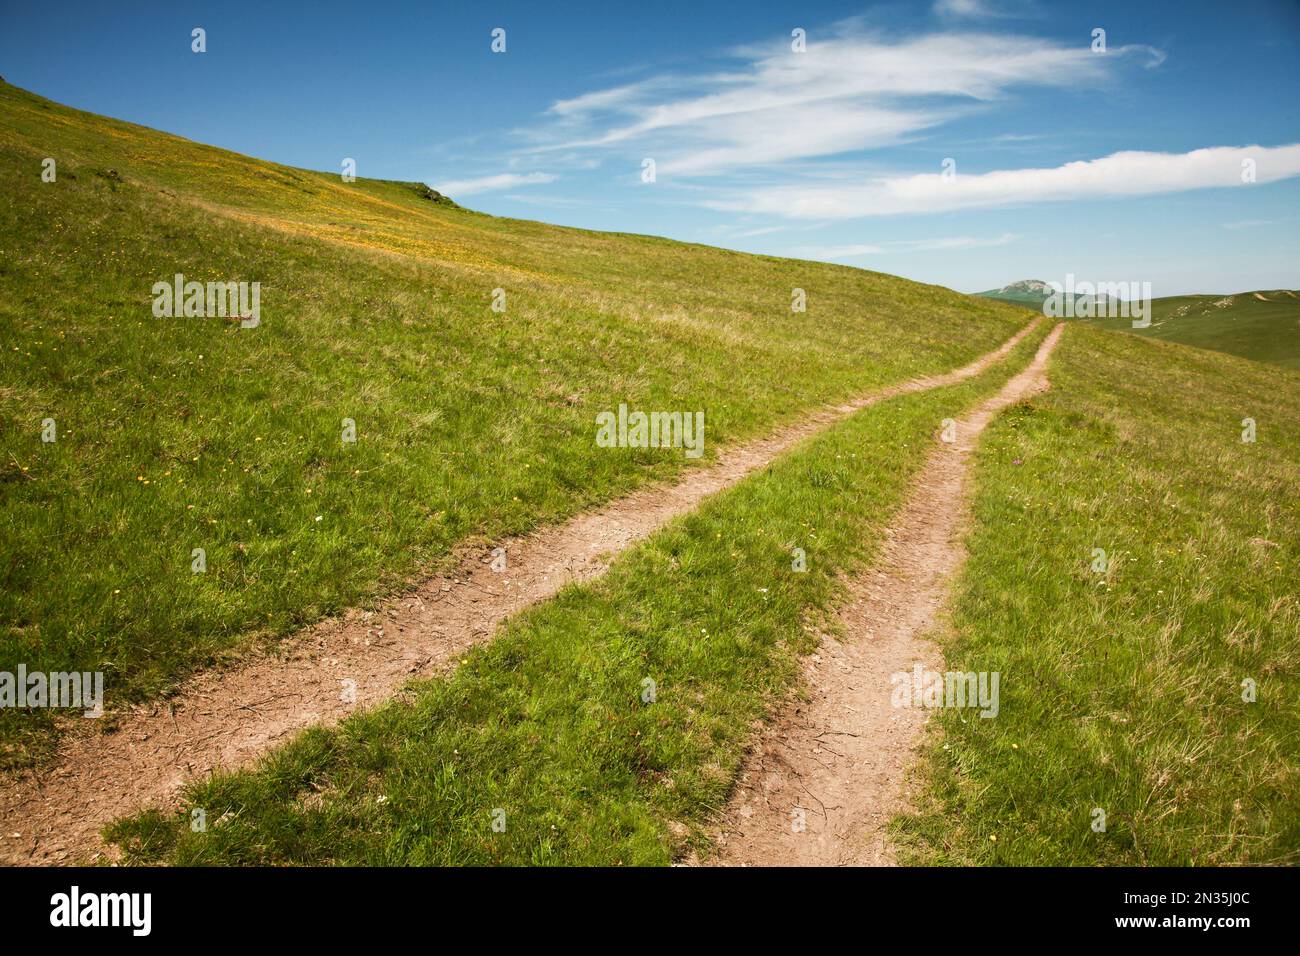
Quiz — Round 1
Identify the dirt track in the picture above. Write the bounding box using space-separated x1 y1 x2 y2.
709 322 1063 867
0 319 1041 866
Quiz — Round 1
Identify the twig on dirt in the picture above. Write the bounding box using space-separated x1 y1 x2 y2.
235 693 298 713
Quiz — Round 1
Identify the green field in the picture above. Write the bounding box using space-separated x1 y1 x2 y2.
3 81 1297 868
980 280 1300 370
1088 291 1300 370
106 321 1054 865
895 324 1300 865
106 319 1299 866
0 80 1025 764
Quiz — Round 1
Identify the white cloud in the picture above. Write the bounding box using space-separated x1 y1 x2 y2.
799 242 886 257
726 225 788 239
933 0 998 18
1222 218 1276 230
524 27 1162 178
431 172 556 197
799 232 1017 258
709 144 1300 219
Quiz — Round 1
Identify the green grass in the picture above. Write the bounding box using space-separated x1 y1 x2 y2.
0 81 1028 765
10 79 1294 869
894 323 1300 865
981 282 1300 370
104 321 1052 865
1086 291 1300 370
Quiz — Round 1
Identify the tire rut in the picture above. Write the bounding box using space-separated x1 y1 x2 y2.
709 322 1063 867
0 319 1042 865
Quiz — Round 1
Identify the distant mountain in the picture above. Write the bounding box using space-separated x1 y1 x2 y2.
977 279 1117 313
977 279 1056 306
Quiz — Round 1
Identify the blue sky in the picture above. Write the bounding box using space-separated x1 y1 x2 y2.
2 0 1298 294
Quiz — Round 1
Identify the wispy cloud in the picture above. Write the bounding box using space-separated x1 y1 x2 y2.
431 171 556 196
798 232 1018 258
933 0 1002 19
726 225 788 239
523 25 1163 179
500 193 618 213
709 144 1300 219
447 19 1299 243
1222 218 1277 230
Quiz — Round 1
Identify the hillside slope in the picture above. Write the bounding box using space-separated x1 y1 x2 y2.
978 279 1055 307
1089 290 1300 369
899 323 1300 865
982 280 1300 369
102 317 1300 868
0 81 1027 762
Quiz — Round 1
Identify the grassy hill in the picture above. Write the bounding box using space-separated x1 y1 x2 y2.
0 81 1027 763
4 82 1296 868
978 279 1055 307
106 327 1054 865
897 324 1300 865
981 280 1123 316
981 280 1300 370
1088 290 1300 370
111 318 1299 867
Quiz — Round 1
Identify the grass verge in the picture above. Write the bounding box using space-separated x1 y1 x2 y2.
104 323 1053 864
894 324 1300 865
1088 291 1300 370
1 80 1027 765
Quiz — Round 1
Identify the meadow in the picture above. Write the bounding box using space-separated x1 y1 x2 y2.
3 80 1295 869
110 320 1298 867
896 323 1300 865
106 321 1051 864
1088 291 1300 370
0 80 1024 764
